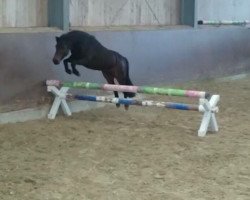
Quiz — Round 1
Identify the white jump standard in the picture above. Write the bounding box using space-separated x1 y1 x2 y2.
46 80 220 137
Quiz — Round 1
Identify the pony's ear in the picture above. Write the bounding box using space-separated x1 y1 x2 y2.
55 36 59 42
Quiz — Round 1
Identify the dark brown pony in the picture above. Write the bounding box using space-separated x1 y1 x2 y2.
52 30 135 109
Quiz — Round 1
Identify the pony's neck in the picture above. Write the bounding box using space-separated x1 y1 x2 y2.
61 34 74 50
66 39 73 50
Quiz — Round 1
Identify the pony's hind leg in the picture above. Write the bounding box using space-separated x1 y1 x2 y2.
115 59 135 110
102 70 120 108
115 72 129 110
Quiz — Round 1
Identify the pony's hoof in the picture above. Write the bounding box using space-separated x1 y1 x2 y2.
116 104 120 108
124 105 129 110
65 69 72 74
73 70 80 76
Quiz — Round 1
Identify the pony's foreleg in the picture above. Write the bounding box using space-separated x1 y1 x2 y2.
63 57 80 77
63 58 72 75
71 62 80 77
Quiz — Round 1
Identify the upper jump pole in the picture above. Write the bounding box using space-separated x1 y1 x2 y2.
46 80 210 99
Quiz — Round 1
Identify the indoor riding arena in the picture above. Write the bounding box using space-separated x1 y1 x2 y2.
0 1 250 199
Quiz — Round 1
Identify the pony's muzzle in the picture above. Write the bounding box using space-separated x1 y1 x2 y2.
53 57 60 65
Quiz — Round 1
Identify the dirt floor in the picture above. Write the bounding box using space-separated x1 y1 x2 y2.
0 74 250 200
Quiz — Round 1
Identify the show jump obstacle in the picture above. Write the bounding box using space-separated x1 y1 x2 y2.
46 80 220 137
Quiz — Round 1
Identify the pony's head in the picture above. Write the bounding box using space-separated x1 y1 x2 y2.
52 36 70 65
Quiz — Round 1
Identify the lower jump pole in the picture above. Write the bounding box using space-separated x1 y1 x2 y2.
73 94 201 111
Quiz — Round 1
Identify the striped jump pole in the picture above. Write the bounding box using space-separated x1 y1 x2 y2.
46 80 220 137
46 80 210 99
198 20 250 26
73 95 201 111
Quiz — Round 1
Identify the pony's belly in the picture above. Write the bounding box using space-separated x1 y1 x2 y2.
81 63 112 71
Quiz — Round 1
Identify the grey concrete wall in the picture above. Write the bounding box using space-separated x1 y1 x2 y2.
0 32 56 112
0 27 250 112
198 0 250 21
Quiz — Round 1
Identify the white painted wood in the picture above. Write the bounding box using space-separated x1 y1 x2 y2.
61 98 72 117
0 0 48 28
209 95 220 108
70 0 181 27
208 113 218 132
48 96 63 120
198 0 250 21
198 111 212 137
47 86 71 120
198 95 220 137
198 111 218 137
